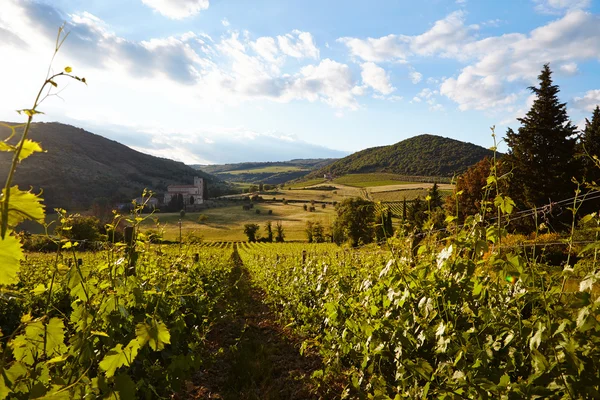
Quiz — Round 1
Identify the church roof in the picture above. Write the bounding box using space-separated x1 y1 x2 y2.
168 185 197 188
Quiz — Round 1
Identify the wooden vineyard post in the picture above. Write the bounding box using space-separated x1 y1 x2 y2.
302 250 307 264
193 253 199 263
124 226 137 276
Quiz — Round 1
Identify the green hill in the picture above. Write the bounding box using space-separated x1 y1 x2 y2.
0 122 233 211
308 134 495 179
194 159 337 184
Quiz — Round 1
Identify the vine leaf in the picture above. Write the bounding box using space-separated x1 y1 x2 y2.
99 339 141 378
0 234 23 285
135 319 171 351
0 372 10 400
18 140 43 161
45 318 68 357
2 186 45 227
114 374 136 399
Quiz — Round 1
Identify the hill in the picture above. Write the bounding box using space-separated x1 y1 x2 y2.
0 122 233 211
193 159 337 184
308 134 495 179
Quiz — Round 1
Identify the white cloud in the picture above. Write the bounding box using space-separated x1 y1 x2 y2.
221 18 230 27
410 70 423 84
277 30 320 59
559 62 578 74
360 62 395 95
338 11 474 62
440 10 600 110
141 0 209 19
338 34 410 63
251 36 279 63
574 89 600 112
411 88 445 111
534 0 590 14
337 9 600 111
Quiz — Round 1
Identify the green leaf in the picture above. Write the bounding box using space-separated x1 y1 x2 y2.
16 109 44 117
135 319 171 351
99 339 141 378
18 139 43 161
494 195 515 215
114 374 136 399
45 318 67 357
31 283 46 295
498 373 510 388
2 186 45 227
0 372 10 400
0 234 23 285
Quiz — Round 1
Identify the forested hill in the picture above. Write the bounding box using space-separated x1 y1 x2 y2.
308 134 496 178
0 122 230 211
193 158 337 184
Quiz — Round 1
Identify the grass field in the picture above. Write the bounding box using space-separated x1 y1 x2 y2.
140 202 337 241
370 188 453 202
287 179 326 188
226 165 309 174
333 173 412 187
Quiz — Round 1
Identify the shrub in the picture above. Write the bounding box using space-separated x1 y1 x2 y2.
243 223 260 242
256 209 261 214
59 215 101 242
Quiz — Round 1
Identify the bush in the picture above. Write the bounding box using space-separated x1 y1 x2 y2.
303 204 308 211
255 209 261 214
243 223 260 242
268 210 273 215
59 215 101 242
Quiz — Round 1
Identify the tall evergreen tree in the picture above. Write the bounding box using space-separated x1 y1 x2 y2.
581 105 600 185
505 64 579 209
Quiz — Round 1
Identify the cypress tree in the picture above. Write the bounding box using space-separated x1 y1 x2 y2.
581 105 600 185
505 64 579 209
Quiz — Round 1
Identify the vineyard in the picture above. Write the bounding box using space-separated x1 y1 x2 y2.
2 24 600 400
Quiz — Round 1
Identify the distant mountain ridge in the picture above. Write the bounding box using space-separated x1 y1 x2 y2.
308 134 496 179
0 122 231 211
194 159 337 184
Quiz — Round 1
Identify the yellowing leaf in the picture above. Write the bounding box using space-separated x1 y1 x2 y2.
31 284 46 295
135 319 171 351
45 318 67 357
18 139 43 161
2 186 45 227
0 234 23 285
90 331 109 337
0 143 14 153
20 313 32 323
99 339 140 378
46 354 69 364
0 372 10 400
64 66 72 73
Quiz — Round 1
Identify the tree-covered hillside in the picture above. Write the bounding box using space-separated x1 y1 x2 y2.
194 158 337 184
0 122 232 210
308 134 496 178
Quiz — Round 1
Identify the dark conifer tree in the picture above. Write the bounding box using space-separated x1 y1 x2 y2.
581 106 600 185
505 64 579 209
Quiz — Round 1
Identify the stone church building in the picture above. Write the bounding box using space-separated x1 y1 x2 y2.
164 177 205 206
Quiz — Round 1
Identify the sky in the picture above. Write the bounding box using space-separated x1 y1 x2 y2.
1 0 600 164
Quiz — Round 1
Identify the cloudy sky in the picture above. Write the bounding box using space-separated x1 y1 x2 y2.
1 0 600 164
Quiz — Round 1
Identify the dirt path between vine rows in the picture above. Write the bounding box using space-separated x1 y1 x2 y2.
182 247 334 400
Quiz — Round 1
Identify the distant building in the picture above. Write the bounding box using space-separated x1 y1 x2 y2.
164 177 205 206
324 173 333 180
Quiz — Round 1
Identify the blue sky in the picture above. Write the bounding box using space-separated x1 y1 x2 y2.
1 0 600 164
